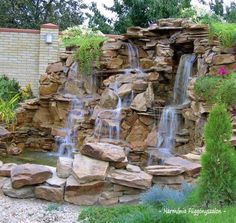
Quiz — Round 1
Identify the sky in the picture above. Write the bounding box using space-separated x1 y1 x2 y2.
83 0 233 21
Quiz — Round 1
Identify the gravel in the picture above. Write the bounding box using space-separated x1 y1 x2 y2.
0 190 83 223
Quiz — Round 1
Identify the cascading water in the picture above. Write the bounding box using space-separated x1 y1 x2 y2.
125 42 140 69
157 54 196 157
57 96 84 157
94 42 141 140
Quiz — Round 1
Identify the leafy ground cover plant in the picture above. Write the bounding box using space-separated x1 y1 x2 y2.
61 26 107 75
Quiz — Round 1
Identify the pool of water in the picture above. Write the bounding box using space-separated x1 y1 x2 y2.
0 150 57 167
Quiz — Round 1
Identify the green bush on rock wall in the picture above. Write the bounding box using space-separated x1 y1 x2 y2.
61 26 107 75
194 70 236 107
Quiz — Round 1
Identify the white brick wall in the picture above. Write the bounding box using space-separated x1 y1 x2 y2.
0 25 65 95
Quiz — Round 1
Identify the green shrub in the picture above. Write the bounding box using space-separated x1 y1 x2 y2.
194 75 222 104
141 183 194 206
61 26 107 75
198 104 236 205
216 78 236 107
194 72 236 107
209 22 236 47
0 93 20 130
0 75 21 101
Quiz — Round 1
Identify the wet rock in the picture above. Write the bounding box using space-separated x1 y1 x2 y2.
2 179 35 198
130 92 147 112
118 83 132 98
56 157 73 178
64 175 104 205
132 80 148 92
35 185 64 202
11 164 53 188
145 165 184 176
0 163 17 177
140 58 154 69
72 154 109 184
107 169 152 189
81 142 126 162
107 58 123 69
100 88 118 109
145 127 157 147
164 157 201 176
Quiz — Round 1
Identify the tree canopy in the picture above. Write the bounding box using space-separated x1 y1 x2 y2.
0 0 235 33
0 0 87 30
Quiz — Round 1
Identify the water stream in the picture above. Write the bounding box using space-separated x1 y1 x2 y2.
56 96 85 157
94 42 141 140
156 54 196 158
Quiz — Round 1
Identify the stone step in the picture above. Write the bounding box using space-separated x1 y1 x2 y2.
182 153 201 162
145 165 184 176
72 154 109 184
164 157 201 176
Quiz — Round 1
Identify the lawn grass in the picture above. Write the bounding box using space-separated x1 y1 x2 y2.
78 204 236 223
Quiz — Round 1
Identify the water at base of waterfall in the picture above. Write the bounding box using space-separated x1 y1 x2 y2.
156 54 196 158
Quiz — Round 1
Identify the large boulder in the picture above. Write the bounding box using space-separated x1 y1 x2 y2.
2 179 35 198
100 88 118 109
35 185 64 202
107 169 152 189
72 154 109 184
81 142 126 162
64 175 105 205
11 164 53 188
164 157 201 176
56 157 73 178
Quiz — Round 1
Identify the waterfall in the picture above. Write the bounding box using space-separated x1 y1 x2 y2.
57 96 84 157
94 42 141 140
157 54 196 156
125 42 140 69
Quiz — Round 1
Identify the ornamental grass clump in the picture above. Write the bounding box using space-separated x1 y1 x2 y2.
61 26 107 75
198 104 236 205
